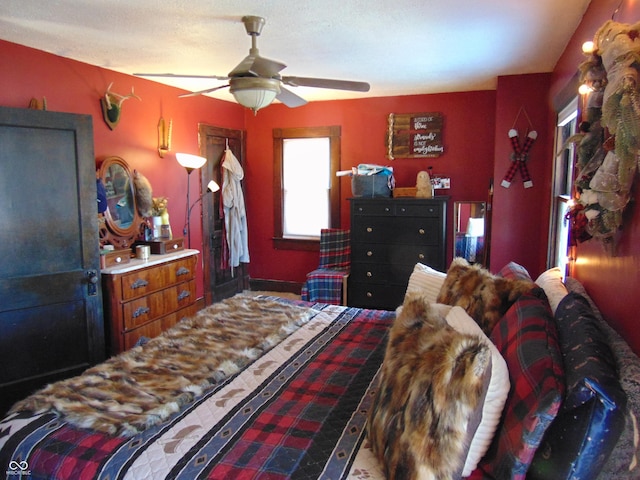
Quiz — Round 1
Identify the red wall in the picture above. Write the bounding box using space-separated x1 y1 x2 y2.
0 40 245 298
2 0 640 355
551 0 640 354
490 73 555 275
243 92 496 282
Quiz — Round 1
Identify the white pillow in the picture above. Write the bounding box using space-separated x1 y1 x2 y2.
535 267 569 314
405 263 446 303
446 306 511 477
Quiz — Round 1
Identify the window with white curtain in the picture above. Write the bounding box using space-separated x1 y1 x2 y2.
282 137 330 238
273 126 341 250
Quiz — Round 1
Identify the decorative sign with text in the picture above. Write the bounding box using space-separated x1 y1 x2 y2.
386 112 444 159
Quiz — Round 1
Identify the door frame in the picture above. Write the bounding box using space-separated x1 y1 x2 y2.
198 124 246 305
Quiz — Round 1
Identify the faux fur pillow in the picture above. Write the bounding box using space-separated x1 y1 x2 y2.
446 307 510 476
437 257 534 335
368 294 492 480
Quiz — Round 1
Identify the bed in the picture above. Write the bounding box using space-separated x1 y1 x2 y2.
1 261 639 480
0 295 389 480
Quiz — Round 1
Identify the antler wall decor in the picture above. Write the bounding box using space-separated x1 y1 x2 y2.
100 82 141 130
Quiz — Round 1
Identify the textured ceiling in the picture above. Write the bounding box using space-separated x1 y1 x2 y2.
0 0 591 104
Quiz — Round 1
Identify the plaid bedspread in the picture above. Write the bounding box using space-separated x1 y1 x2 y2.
0 299 391 480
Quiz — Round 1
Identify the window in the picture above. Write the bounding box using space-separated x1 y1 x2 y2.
548 97 578 274
273 126 341 250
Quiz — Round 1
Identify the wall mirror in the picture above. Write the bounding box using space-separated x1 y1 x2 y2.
97 156 144 248
454 201 486 265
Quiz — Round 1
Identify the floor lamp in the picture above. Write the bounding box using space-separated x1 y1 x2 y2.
176 153 207 248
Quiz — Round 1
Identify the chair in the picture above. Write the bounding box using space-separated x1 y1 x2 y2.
301 228 350 305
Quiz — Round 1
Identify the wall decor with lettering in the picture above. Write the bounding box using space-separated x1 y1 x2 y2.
386 112 444 160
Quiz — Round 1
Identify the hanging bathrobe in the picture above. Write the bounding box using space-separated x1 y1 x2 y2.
221 147 250 270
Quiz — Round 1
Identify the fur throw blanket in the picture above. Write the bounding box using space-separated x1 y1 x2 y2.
11 295 315 436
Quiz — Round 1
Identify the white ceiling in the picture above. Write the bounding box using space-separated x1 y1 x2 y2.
0 0 591 104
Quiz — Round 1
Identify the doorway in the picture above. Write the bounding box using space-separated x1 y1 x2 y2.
199 124 249 304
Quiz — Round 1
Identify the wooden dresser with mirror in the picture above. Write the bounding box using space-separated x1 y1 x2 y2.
97 156 199 355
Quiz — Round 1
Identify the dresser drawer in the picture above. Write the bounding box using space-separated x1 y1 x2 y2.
351 217 441 244
395 202 442 217
351 202 394 216
122 279 196 330
119 256 196 301
122 303 199 351
348 282 407 310
350 262 414 285
352 243 443 268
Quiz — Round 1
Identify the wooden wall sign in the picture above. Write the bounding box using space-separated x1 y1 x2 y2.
386 112 444 159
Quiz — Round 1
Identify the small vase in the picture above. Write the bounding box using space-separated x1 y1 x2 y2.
152 216 163 239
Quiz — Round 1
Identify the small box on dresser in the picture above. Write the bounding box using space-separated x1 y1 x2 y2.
348 197 447 310
101 249 199 355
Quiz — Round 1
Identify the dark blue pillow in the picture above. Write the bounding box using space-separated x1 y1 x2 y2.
528 292 627 480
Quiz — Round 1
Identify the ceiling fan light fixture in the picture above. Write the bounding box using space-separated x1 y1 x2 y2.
230 77 280 114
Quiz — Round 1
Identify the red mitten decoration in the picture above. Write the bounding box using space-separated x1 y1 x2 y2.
501 129 537 188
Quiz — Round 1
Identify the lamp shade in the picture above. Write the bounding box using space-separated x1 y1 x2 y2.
176 153 207 171
230 77 280 113
206 180 220 193
466 217 485 237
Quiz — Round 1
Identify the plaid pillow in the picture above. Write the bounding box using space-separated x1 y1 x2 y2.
497 261 533 281
479 287 564 480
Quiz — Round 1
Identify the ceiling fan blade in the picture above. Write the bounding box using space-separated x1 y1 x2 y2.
178 84 230 98
282 76 370 92
228 54 286 78
134 73 229 80
276 87 308 108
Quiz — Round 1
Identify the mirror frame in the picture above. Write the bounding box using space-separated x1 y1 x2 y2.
453 201 487 265
97 156 145 249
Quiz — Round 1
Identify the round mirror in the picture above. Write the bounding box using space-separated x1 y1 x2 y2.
98 156 143 248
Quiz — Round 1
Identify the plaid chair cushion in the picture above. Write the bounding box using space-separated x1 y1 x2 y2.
301 229 350 305
479 287 565 480
318 228 350 269
301 267 349 305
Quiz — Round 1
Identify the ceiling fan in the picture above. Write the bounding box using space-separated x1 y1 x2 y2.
134 16 370 113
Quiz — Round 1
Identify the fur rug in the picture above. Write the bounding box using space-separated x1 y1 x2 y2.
367 294 491 480
11 295 315 436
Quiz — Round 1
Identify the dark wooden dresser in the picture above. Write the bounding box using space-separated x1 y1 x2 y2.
348 197 448 310
101 249 199 354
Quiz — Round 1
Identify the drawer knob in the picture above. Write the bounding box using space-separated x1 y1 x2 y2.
176 267 190 276
172 243 179 249
366 292 373 298
367 271 372 277
419 228 425 235
401 207 406 212
132 306 150 318
384 207 390 212
366 227 373 233
115 256 123 263
177 290 191 301
418 253 425 260
130 278 149 289
367 250 373 257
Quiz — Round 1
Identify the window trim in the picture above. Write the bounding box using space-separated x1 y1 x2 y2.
273 126 341 251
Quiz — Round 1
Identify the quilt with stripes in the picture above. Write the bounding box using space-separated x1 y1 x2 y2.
0 298 392 480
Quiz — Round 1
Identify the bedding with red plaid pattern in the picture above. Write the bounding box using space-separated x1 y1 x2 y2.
0 299 391 480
